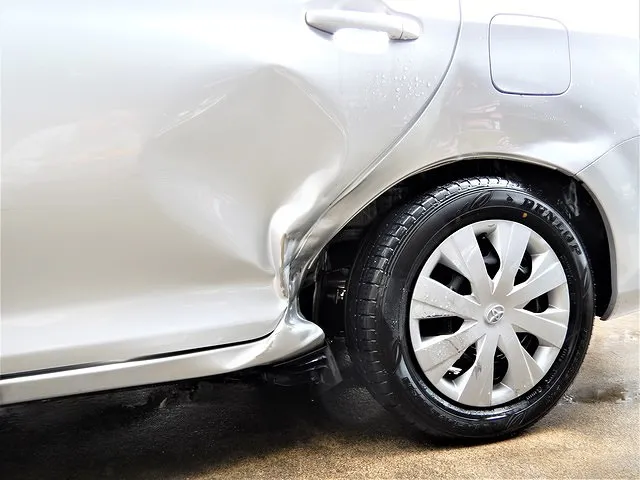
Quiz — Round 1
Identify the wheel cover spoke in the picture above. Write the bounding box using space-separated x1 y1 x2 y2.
498 325 545 395
510 307 569 348
455 333 498 406
411 275 483 320
439 226 493 302
414 322 483 383
506 251 566 308
491 222 531 297
408 219 571 408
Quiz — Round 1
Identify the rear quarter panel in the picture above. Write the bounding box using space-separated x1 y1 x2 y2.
291 0 640 319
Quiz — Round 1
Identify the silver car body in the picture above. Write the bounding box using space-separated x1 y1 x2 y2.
1 0 638 404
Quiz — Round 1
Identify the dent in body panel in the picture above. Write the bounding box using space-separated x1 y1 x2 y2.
141 65 347 288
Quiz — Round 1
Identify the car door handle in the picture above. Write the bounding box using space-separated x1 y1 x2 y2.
305 9 421 41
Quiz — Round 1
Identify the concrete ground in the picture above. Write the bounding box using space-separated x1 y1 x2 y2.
1 314 638 479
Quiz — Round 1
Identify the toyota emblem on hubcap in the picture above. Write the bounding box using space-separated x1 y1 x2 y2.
485 304 505 325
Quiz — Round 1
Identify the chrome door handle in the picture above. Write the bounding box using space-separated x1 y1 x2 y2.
305 9 421 40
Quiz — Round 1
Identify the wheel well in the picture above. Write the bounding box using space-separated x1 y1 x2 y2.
300 158 613 337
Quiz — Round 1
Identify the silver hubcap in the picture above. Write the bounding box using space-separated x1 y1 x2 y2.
408 220 570 407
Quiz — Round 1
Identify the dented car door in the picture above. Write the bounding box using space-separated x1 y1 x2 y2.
1 0 460 373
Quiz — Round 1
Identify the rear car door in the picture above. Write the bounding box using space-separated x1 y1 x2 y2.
1 0 460 375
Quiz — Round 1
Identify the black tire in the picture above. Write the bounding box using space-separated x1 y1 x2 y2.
345 177 594 440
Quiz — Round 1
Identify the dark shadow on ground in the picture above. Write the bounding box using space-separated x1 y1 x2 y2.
0 380 425 480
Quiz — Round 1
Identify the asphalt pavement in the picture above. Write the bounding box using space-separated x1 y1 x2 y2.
1 314 638 479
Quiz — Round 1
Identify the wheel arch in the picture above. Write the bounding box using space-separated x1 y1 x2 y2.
303 158 614 336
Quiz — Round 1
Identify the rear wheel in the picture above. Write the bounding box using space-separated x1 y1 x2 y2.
346 177 594 440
